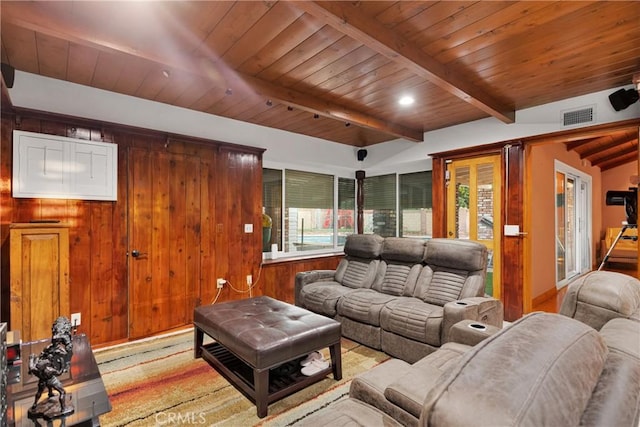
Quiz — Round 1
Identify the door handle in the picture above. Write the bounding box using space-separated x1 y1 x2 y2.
130 250 147 258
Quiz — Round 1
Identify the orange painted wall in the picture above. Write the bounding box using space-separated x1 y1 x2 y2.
528 143 602 300
601 161 638 230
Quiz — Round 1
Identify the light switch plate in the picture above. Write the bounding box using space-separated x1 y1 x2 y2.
504 224 520 236
244 224 253 233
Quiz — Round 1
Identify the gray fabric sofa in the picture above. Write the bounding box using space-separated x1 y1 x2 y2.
294 271 640 427
295 234 503 363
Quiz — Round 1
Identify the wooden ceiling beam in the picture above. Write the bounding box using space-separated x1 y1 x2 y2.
579 133 636 159
1 2 424 142
226 73 423 142
597 149 638 171
297 1 515 124
566 137 600 151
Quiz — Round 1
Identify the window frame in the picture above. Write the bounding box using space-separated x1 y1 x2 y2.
554 160 592 288
262 168 433 257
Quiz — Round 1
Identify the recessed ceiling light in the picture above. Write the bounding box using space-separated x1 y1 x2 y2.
399 96 414 106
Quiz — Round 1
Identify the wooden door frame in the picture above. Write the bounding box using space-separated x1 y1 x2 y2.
432 142 524 321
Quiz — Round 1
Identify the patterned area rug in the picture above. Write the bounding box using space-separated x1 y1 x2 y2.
94 328 389 426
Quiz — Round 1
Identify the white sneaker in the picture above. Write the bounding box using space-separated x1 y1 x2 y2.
301 358 330 376
300 351 323 367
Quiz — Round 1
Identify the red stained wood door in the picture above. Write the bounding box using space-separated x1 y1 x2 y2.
128 147 202 339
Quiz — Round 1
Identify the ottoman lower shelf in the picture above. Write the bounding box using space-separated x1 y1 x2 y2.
200 342 334 411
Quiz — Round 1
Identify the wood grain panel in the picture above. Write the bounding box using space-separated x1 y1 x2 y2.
237 13 325 76
201 1 273 59
502 144 525 321
36 32 68 79
1 23 39 74
67 43 99 86
111 56 153 96
1 108 264 345
261 255 343 304
222 1 303 70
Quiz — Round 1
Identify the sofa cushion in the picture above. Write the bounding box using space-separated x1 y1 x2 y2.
423 238 487 273
295 397 403 427
381 237 426 263
337 289 399 326
377 263 423 296
580 350 640 427
368 238 425 296
335 257 380 290
560 270 640 330
380 297 444 347
343 233 384 259
349 358 417 427
579 319 640 427
299 282 356 317
420 312 608 427
418 266 470 306
598 317 640 359
384 342 469 419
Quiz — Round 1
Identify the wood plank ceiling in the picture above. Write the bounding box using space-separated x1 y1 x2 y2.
1 1 639 169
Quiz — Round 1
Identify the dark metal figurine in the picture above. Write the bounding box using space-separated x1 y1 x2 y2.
27 316 74 420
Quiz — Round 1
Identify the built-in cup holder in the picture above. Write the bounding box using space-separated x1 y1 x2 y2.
454 301 468 306
468 323 487 331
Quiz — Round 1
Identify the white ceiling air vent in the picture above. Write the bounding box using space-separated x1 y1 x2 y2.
562 105 595 127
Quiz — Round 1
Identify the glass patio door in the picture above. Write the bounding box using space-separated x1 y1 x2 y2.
555 161 592 286
446 155 502 298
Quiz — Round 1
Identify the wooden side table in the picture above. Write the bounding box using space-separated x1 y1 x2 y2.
6 334 111 427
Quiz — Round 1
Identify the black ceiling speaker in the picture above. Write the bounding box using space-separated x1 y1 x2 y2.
1 63 15 88
357 149 368 161
608 88 639 111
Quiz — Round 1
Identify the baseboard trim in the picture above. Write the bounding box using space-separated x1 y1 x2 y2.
532 287 558 307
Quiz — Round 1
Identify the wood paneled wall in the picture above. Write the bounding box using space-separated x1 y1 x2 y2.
1 109 264 345
259 255 343 303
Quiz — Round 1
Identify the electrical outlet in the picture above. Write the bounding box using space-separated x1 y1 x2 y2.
71 312 81 327
216 278 226 289
246 275 253 286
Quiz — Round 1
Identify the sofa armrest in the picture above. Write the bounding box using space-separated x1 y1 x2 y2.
294 270 336 306
447 319 502 346
441 297 504 343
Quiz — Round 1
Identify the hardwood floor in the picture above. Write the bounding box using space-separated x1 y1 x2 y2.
531 263 638 314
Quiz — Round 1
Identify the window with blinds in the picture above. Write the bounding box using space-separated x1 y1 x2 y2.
364 174 397 237
338 177 355 241
262 167 431 253
399 171 432 238
284 170 334 252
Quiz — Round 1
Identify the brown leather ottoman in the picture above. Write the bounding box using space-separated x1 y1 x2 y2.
194 296 342 418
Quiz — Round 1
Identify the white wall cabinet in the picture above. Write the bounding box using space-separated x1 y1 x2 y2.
12 130 117 200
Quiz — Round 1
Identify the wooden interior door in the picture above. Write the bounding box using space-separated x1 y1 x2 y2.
446 155 502 299
128 147 202 339
9 224 70 341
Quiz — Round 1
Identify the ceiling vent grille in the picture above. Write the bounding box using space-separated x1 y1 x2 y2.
562 106 595 126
